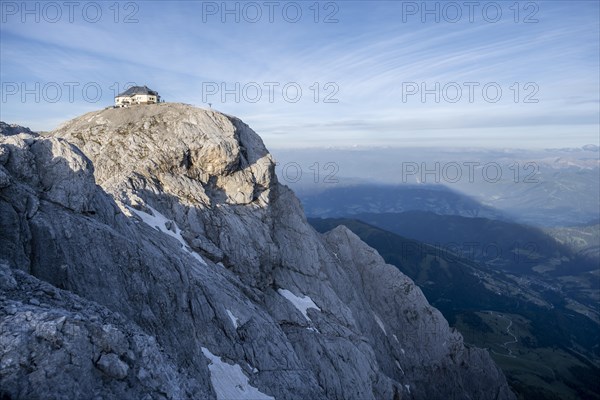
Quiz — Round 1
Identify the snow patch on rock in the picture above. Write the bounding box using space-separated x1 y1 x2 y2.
129 205 207 266
395 360 404 375
373 313 386 335
226 309 239 329
201 347 274 400
277 289 321 321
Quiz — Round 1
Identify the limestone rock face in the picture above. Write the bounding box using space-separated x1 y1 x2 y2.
0 105 515 400
53 104 277 287
0 263 205 400
322 226 515 400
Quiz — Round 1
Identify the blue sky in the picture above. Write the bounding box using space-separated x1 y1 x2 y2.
1 0 598 148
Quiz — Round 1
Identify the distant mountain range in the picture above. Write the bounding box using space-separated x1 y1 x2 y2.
275 146 600 227
299 184 507 220
350 210 598 277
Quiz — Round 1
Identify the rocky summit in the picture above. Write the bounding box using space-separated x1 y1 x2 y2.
0 103 515 400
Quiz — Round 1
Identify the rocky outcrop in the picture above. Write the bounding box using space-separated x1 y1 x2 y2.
0 122 35 137
0 263 198 400
1 104 515 399
323 226 514 399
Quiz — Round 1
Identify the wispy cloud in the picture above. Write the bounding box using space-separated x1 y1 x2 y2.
1 1 598 148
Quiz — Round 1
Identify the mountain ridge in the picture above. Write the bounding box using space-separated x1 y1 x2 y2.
0 104 515 399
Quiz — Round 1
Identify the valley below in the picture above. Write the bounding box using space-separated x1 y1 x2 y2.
303 176 599 400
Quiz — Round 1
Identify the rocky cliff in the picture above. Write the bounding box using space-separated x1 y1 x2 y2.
0 103 515 399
